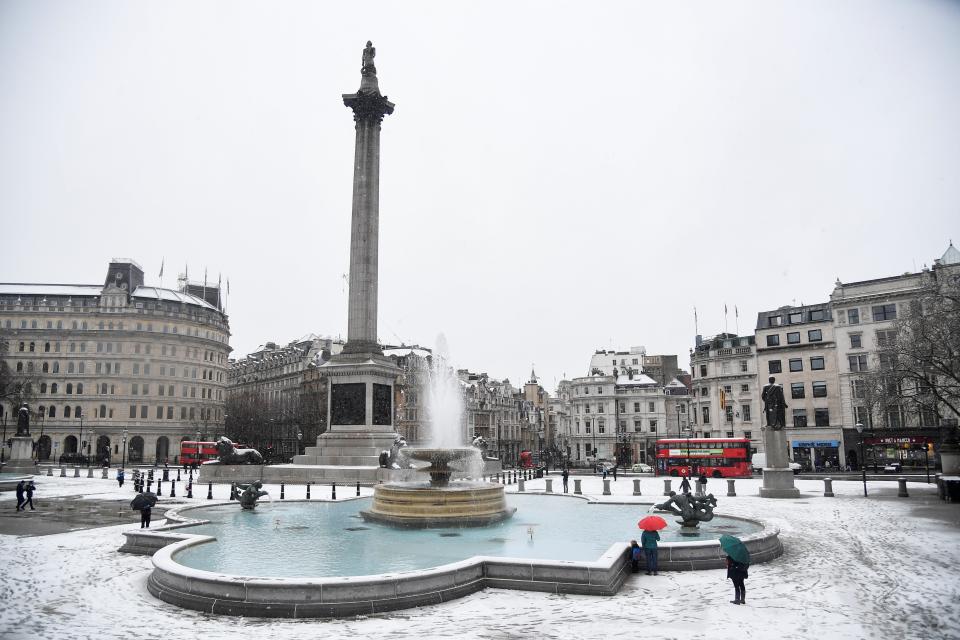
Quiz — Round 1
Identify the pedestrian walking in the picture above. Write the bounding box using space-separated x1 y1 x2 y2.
140 503 152 528
697 471 708 496
23 481 36 511
602 467 608 480
679 475 691 494
630 540 642 573
117 468 125 488
727 555 748 604
612 466 618 481
15 480 26 511
562 468 569 493
641 528 660 575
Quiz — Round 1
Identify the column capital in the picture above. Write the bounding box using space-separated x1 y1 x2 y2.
343 92 395 124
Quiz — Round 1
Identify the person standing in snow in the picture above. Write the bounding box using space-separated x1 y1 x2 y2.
23 481 36 510
140 503 152 528
117 468 125 488
630 540 642 573
727 555 748 604
15 480 26 511
697 471 708 496
679 475 691 494
641 528 660 575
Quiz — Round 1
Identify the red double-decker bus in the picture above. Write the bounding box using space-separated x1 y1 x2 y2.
655 438 752 478
180 441 219 466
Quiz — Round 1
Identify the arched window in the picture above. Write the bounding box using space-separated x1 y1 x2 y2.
66 383 73 395
40 383 47 393
76 383 83 394
100 404 107 418
26 362 34 373
29 342 35 352
18 342 24 351
101 383 107 394
42 362 49 373
64 435 77 454
49 406 56 418
53 362 59 373
38 406 45 417
68 362 75 373
75 406 81 417
64 406 71 418
16 362 23 372
108 322 114 330
44 342 50 352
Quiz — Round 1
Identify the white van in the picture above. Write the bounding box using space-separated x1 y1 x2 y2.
752 453 801 473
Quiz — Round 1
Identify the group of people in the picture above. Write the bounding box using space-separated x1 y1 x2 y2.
14 480 36 511
678 470 709 496
631 533 749 604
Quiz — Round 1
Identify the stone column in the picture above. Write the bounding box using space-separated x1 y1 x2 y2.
632 479 642 496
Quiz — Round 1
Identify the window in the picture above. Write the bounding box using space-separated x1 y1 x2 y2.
100 404 107 418
702 406 710 424
180 407 187 420
156 406 164 419
807 329 822 342
133 363 140 375
649 419 658 430
851 379 865 399
791 383 805 399
741 383 749 392
76 383 83 394
786 332 800 344
167 406 174 419
129 406 137 419
740 360 748 372
64 406 71 418
633 402 640 412
596 386 602 394
768 315 782 327
766 334 780 346
769 360 782 374
848 308 860 324
812 382 827 398
810 357 825 371
850 334 862 349
598 420 605 434
788 312 802 324
66 383 73 395
810 309 825 321
789 359 803 372
132 384 138 396
854 405 871 428
742 405 751 421
634 420 642 432
584 404 590 414
849 354 868 372
872 304 896 321
700 364 707 377
793 409 807 427
140 406 147 419
876 329 897 347
744 430 752 440
814 408 830 426
48 406 56 418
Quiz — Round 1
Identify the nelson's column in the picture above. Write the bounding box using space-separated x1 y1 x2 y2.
293 42 400 480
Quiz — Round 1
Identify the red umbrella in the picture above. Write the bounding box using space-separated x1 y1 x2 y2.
637 515 668 531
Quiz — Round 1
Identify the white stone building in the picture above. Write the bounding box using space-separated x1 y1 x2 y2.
688 334 760 451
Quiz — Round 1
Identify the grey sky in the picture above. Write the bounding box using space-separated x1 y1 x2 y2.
1 0 958 391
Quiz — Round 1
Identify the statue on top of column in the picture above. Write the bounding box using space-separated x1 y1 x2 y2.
761 376 787 430
362 41 376 77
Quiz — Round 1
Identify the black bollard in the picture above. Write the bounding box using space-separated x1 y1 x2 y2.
170 480 176 498
147 480 153 493
280 483 285 500
187 481 193 499
306 482 311 499
207 483 213 500
177 469 181 482
230 482 237 501
332 482 337 500
157 478 163 494
356 481 360 497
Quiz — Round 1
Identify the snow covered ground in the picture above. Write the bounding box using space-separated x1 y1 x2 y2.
1 473 958 640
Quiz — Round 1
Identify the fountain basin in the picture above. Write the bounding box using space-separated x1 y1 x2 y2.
125 495 782 618
360 481 515 527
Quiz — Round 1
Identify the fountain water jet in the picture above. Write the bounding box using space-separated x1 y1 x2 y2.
360 337 515 527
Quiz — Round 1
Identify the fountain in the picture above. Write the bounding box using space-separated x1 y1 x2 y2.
360 337 515 528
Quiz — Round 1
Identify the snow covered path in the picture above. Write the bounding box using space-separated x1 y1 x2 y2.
0 474 958 640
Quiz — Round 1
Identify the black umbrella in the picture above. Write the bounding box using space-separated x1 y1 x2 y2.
131 492 158 511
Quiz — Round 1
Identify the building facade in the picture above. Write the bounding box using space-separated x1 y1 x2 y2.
1 260 230 465
755 304 844 470
688 334 760 451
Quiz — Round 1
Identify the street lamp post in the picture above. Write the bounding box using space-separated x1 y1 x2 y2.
77 414 84 466
36 413 45 463
1 415 6 464
856 422 868 497
121 428 128 471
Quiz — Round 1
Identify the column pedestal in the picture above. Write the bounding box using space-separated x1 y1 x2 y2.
759 428 800 498
2 437 38 475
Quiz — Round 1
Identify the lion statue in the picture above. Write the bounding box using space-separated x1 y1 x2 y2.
215 436 264 465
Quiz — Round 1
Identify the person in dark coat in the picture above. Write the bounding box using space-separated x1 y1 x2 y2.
630 540 642 573
679 475 691 494
612 466 617 481
726 555 748 604
117 468 125 488
697 472 708 496
562 468 569 493
140 504 152 528
23 481 36 510
15 480 26 511
641 529 660 575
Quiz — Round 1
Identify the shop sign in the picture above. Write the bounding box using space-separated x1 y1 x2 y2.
864 436 932 445
791 440 839 448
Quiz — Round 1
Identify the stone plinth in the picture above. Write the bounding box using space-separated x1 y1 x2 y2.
360 482 515 528
1 437 37 475
759 427 800 498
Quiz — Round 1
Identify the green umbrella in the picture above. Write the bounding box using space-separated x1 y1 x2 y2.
719 534 750 566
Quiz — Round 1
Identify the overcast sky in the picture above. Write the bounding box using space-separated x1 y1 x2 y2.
1 0 958 391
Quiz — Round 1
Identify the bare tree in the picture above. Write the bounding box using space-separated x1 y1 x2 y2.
877 270 960 423
0 332 40 417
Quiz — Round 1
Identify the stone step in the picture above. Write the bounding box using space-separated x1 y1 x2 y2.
293 454 382 466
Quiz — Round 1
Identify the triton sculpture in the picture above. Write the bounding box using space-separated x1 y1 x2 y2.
655 491 718 528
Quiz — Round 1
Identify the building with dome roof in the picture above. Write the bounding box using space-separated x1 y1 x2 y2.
0 259 230 465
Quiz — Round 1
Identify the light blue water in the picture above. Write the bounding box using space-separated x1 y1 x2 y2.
173 495 760 578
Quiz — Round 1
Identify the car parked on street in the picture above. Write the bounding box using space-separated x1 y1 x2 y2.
631 463 653 473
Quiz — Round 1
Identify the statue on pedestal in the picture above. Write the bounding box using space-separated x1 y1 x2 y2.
237 481 268 510
16 403 30 437
761 376 787 430
361 41 376 76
